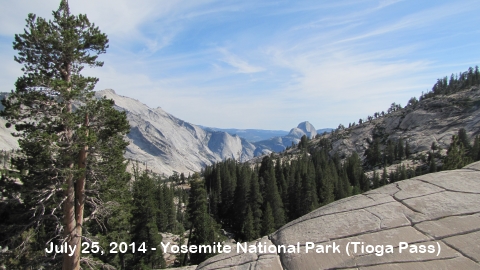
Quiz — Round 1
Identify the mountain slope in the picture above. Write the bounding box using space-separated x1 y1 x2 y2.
199 126 289 142
316 86 480 162
96 89 257 175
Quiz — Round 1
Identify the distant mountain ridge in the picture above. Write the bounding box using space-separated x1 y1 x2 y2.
252 121 320 156
0 89 330 175
95 89 258 175
198 126 289 142
95 90 331 175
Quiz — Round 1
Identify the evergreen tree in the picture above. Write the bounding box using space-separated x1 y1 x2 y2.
261 203 275 235
260 157 285 229
298 135 308 149
164 185 177 232
444 135 471 170
130 172 166 269
472 136 480 161
405 141 411 158
275 158 288 204
372 170 380 189
299 159 318 216
381 166 388 186
155 183 168 232
317 164 335 206
187 179 220 265
429 152 437 173
0 1 130 268
386 140 395 164
242 206 255 242
232 166 250 235
398 164 407 180
457 128 471 151
431 142 438 153
368 138 382 167
389 169 397 183
397 138 404 161
92 149 133 269
249 172 263 239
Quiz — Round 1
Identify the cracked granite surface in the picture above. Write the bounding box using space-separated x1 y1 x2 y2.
196 162 480 269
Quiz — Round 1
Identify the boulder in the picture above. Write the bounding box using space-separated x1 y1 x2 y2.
196 162 480 269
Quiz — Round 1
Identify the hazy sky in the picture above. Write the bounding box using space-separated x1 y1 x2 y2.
1 0 480 130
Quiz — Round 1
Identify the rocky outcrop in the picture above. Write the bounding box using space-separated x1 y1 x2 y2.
318 87 480 160
196 161 480 269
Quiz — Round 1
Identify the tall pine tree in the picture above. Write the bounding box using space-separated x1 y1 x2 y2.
1 1 130 268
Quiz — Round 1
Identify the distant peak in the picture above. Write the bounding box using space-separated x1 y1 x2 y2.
297 121 313 128
97 89 116 95
294 121 317 139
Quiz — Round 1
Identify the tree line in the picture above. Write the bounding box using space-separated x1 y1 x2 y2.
202 139 373 243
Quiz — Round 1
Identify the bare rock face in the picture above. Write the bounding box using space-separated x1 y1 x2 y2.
320 87 480 160
296 121 317 139
196 162 480 269
96 89 257 175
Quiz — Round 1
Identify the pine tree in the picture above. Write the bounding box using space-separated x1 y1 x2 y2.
232 165 250 234
472 136 480 161
261 203 275 235
299 159 318 216
242 206 255 242
1 1 130 268
405 141 411 158
372 170 380 189
130 173 166 269
317 165 335 206
298 135 308 149
275 158 288 204
164 185 177 232
387 140 395 164
381 166 388 186
457 128 471 151
397 138 404 161
444 135 471 170
155 183 167 232
249 172 263 239
429 152 437 173
187 179 219 265
92 150 133 269
260 157 285 229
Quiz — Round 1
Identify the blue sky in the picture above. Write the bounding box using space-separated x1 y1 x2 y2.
1 0 480 130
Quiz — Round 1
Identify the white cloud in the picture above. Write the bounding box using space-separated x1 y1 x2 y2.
218 48 265 74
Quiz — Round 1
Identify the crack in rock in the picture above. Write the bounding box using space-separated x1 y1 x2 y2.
267 234 287 270
416 178 480 195
439 239 480 264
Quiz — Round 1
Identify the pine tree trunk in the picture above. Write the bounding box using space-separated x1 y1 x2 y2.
63 167 78 269
62 69 87 270
63 95 78 269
